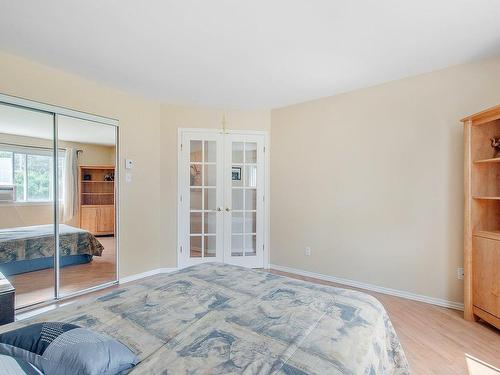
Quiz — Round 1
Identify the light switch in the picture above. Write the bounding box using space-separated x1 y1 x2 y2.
125 159 133 169
126 172 132 183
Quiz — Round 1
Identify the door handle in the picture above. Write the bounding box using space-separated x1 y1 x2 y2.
225 207 231 212
217 207 222 212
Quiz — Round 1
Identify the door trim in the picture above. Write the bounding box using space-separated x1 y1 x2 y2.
177 128 269 269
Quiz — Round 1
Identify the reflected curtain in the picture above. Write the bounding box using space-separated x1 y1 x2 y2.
63 148 78 222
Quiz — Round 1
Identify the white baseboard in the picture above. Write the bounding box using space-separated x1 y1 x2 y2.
270 264 464 311
119 268 177 284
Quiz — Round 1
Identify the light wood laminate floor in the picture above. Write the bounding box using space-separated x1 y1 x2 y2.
10 236 116 308
14 266 500 375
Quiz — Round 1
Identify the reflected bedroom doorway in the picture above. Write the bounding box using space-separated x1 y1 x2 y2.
0 96 118 309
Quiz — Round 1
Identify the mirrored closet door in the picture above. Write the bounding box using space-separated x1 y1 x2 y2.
0 102 56 307
57 115 117 298
0 95 119 309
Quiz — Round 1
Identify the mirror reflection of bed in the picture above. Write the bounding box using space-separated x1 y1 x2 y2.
5 234 116 308
0 103 117 308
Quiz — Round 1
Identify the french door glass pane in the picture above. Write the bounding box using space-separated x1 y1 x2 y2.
204 165 216 186
232 166 243 187
232 189 244 210
204 212 216 234
231 141 259 257
190 212 202 234
231 235 243 256
245 235 256 256
245 189 256 210
204 236 216 257
190 141 202 162
245 165 257 187
189 140 217 259
232 212 243 233
204 188 216 210
232 142 244 163
190 188 202 210
204 141 216 163
245 212 256 233
191 236 202 257
245 143 257 163
190 164 202 186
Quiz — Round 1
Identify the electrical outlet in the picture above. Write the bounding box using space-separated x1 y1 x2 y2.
457 267 464 280
305 246 311 256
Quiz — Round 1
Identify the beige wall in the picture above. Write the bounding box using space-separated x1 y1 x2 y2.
0 51 162 278
0 51 271 275
159 104 271 267
3 49 500 305
270 57 500 304
0 133 115 229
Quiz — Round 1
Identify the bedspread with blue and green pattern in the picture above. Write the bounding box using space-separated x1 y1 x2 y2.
0 263 409 374
0 224 103 271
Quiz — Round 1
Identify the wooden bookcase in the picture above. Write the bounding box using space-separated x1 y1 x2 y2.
79 165 115 236
462 105 500 329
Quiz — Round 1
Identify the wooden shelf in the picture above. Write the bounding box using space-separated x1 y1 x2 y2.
462 104 500 329
81 204 114 208
82 181 114 183
80 165 115 235
473 230 500 241
82 193 114 195
474 157 500 164
81 165 115 170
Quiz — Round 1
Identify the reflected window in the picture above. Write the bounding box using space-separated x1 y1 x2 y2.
0 151 13 184
0 145 64 202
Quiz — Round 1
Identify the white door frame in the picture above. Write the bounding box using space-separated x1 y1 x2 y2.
177 128 270 269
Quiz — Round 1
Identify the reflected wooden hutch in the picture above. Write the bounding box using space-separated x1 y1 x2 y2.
79 165 115 236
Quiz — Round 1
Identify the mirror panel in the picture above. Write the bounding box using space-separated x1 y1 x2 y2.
0 102 56 308
57 115 117 297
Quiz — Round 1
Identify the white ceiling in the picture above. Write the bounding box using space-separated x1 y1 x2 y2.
0 104 116 146
0 1 500 109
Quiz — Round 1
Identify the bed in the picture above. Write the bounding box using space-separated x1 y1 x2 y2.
0 224 104 276
0 263 409 374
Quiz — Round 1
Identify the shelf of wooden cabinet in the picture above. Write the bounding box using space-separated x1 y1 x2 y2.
474 157 500 164
79 165 115 236
82 181 114 183
473 230 500 241
82 193 114 195
81 204 114 208
462 103 500 329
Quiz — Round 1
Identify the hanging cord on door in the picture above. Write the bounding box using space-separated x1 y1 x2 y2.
221 113 229 134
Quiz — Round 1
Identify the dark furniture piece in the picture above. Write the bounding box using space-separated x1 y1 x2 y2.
0 272 14 325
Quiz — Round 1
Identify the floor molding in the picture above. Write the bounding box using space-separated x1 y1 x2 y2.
119 268 177 284
270 264 464 311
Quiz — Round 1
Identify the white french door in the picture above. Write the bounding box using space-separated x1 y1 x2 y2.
179 132 224 266
179 130 266 268
223 133 265 268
